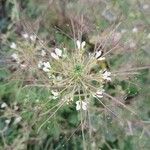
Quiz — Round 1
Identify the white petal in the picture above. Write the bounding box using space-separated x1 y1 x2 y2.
52 96 58 100
51 90 59 97
43 67 50 72
95 51 102 59
38 61 43 68
43 62 51 68
96 94 103 98
143 4 149 10
5 119 11 124
51 52 59 60
96 89 105 98
10 42 17 49
76 40 81 49
14 116 22 124
11 53 18 60
106 77 111 81
22 33 29 39
76 101 81 110
20 64 27 69
11 53 20 63
103 71 111 77
76 105 81 110
30 35 36 41
81 41 86 49
132 27 138 33
55 48 62 57
56 76 63 81
81 101 87 110
96 91 103 95
76 101 80 105
1 102 7 108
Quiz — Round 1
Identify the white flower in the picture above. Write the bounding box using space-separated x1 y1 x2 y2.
51 90 59 99
11 53 20 63
55 48 62 57
5 119 11 124
41 50 46 57
1 102 8 108
94 89 105 98
38 61 43 68
76 101 87 111
132 27 138 33
76 40 86 50
102 70 111 81
30 35 36 41
56 76 63 81
22 33 29 39
43 62 51 68
95 50 102 59
51 52 59 60
143 4 149 10
43 62 51 72
14 116 22 124
10 42 17 49
20 64 27 69
51 90 59 97
51 48 62 60
14 105 19 111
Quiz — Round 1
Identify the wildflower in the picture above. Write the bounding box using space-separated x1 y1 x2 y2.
56 75 63 81
1 102 8 108
38 61 43 68
51 90 59 99
102 70 111 81
55 48 62 57
43 62 51 68
10 42 17 49
20 64 27 69
142 4 149 10
43 62 51 72
76 101 87 111
14 105 19 111
51 48 62 60
11 53 20 63
132 27 138 33
14 116 22 124
95 51 102 59
94 89 105 98
5 119 11 124
76 40 86 50
22 33 29 39
30 35 36 41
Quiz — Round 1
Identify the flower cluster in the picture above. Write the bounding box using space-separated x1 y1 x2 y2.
36 40 111 111
9 34 112 112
